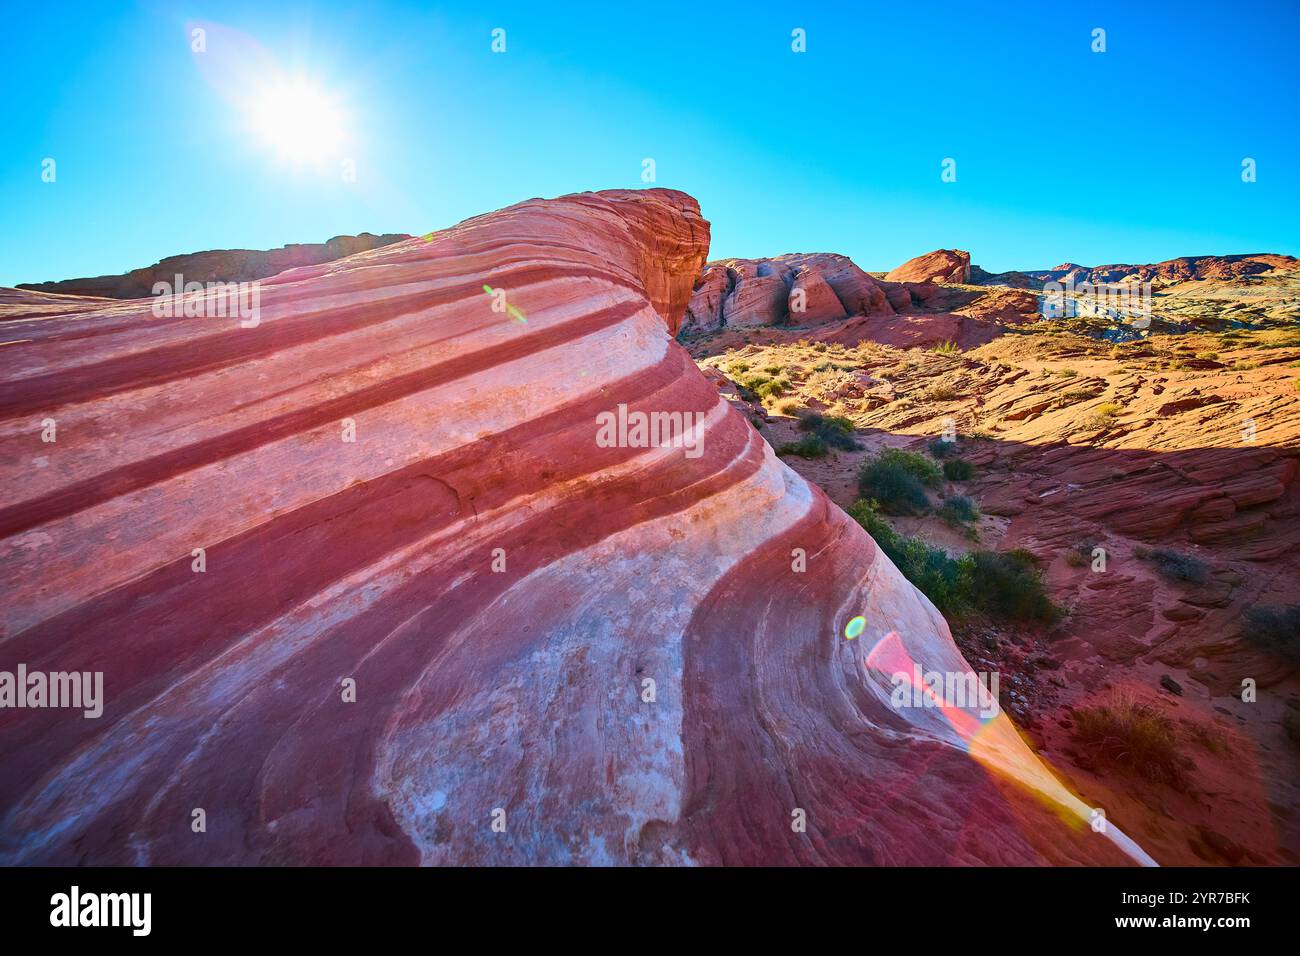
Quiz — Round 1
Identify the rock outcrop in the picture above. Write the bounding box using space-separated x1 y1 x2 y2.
0 189 1146 866
681 253 899 336
886 249 971 284
16 233 411 299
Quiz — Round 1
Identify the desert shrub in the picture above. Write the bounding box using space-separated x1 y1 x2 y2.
1073 692 1186 785
895 537 976 614
753 378 790 399
939 495 980 526
923 382 959 402
847 498 895 543
772 398 802 416
928 438 959 458
1240 605 1300 668
942 458 973 480
727 361 751 374
1081 401 1122 430
1062 389 1099 402
846 501 1054 622
1058 368 1079 378
1141 547 1209 584
931 340 961 355
847 500 970 615
776 434 827 458
1064 538 1101 568
797 412 859 451
858 448 941 514
966 549 1057 622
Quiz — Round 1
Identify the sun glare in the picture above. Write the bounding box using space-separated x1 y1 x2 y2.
249 79 345 163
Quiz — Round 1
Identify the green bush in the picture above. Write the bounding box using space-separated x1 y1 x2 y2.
847 500 1056 623
776 435 828 459
849 500 971 615
753 378 789 399
797 412 860 451
939 495 980 526
858 449 941 514
942 458 973 480
928 438 959 458
931 340 961 355
967 549 1057 622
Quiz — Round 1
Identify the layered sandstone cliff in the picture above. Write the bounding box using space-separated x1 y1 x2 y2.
0 189 1147 865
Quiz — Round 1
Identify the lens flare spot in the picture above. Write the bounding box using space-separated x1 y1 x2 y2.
844 615 866 640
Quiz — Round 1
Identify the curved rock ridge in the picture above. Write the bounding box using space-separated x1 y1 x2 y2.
0 189 1147 866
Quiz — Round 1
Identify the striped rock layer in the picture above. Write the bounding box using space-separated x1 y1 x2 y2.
0 189 1148 865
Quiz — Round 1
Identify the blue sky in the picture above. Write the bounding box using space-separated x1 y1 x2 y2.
2 0 1297 287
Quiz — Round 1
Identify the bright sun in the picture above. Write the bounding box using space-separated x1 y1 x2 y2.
250 79 345 163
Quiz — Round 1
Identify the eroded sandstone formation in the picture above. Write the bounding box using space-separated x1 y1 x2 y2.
0 189 1147 866
680 253 901 336
886 249 972 285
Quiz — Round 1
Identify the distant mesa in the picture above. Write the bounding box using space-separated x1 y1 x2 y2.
16 233 411 299
985 253 1300 289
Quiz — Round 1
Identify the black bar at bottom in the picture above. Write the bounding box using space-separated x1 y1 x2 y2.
0 865 1288 942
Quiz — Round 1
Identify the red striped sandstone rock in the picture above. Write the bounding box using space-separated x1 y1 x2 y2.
0 189 1146 866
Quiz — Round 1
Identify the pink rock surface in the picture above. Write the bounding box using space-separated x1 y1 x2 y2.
886 249 972 284
0 189 1146 866
789 266 848 322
